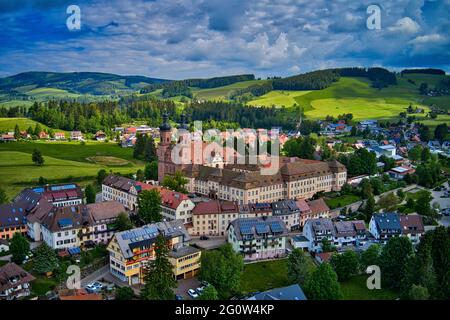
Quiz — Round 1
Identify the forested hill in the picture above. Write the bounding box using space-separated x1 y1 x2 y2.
0 71 169 96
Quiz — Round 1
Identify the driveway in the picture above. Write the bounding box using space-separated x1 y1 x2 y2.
191 237 226 250
430 181 450 210
176 277 200 300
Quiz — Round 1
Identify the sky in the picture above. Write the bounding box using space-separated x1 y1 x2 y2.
0 0 449 79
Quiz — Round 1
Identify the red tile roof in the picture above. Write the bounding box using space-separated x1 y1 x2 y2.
307 198 330 214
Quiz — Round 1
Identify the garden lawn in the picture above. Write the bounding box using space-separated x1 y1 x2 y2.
240 255 316 294
325 194 361 209
340 275 398 300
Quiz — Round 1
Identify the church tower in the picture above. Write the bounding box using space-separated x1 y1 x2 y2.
157 113 172 183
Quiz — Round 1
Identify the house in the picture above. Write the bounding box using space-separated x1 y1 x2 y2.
54 132 66 140
297 198 330 228
400 214 424 245
315 252 333 264
169 245 202 280
0 133 16 142
38 131 49 139
121 134 136 148
290 235 309 251
107 220 198 285
303 218 367 252
160 189 195 225
238 202 273 219
70 131 83 141
20 131 30 139
271 199 300 231
39 201 126 249
247 284 307 300
0 263 35 300
0 203 27 240
95 131 107 141
82 201 127 245
321 123 352 136
0 239 9 253
31 183 83 207
388 166 415 180
227 217 288 261
191 200 239 236
369 213 402 244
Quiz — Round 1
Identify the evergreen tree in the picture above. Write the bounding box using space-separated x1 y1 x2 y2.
287 248 312 285
138 189 162 223
10 233 30 264
14 124 20 139
34 123 42 136
33 243 59 274
141 234 177 300
97 169 108 185
85 184 96 204
144 136 157 162
144 161 158 181
32 149 44 166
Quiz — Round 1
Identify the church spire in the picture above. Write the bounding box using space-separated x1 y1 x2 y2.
159 112 172 131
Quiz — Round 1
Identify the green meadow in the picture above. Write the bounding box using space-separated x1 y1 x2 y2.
191 80 268 100
247 90 311 108
0 141 144 198
0 117 64 133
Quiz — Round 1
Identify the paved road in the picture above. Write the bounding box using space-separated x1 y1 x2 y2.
80 264 110 287
191 237 226 250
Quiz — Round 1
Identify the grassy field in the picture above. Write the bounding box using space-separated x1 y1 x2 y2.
245 75 449 123
240 256 316 294
247 90 311 108
340 275 398 300
25 87 80 99
0 100 34 109
0 117 63 133
0 142 143 198
325 194 361 209
191 80 268 100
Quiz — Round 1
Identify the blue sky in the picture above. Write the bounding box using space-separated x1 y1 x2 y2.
0 0 449 79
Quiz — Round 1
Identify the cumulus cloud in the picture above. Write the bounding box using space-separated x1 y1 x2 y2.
0 0 448 78
388 17 420 34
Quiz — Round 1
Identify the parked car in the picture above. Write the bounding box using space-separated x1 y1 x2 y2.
187 289 198 299
200 236 209 240
441 208 450 216
196 286 205 295
175 295 184 300
200 280 210 287
85 282 103 293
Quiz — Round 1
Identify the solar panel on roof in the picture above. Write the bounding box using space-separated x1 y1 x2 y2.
32 187 45 193
270 222 283 233
58 218 73 228
255 223 269 234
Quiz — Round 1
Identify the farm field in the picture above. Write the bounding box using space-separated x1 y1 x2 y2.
0 142 143 198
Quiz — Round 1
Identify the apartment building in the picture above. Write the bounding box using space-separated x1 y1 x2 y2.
102 175 195 224
369 212 424 245
30 183 83 207
107 220 199 285
296 198 331 228
0 263 35 300
40 202 125 249
191 200 239 236
182 158 346 205
227 217 288 261
303 218 367 252
271 199 300 231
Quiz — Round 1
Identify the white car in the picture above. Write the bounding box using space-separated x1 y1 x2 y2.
85 282 103 293
187 289 199 299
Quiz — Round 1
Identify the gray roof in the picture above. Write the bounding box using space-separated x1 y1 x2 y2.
169 245 200 259
229 217 288 241
271 199 299 216
310 218 335 235
115 220 190 259
373 213 401 232
247 284 307 300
